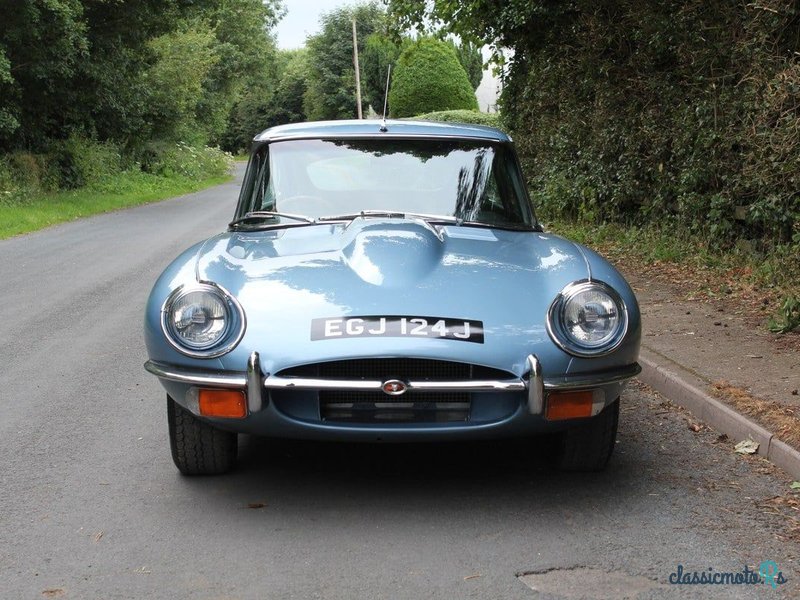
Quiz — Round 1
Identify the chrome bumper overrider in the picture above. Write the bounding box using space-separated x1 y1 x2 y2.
144 353 641 416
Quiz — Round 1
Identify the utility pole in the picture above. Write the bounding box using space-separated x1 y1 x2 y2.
352 17 363 119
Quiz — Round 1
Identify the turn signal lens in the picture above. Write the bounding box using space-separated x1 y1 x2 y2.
545 391 594 421
198 389 247 418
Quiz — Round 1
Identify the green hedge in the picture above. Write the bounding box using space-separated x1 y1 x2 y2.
501 1 800 254
389 38 478 118
410 110 503 129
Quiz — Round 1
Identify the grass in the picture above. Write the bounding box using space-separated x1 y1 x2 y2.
0 170 231 240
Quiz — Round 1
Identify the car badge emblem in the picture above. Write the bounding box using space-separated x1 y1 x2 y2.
382 379 407 396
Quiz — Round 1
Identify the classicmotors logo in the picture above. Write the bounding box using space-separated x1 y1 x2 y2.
669 561 788 589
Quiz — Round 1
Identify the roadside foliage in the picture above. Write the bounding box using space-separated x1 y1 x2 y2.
0 0 282 202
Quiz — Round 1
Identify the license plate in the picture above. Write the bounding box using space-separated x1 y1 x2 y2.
311 316 484 344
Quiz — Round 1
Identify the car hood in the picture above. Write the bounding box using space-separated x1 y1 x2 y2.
191 219 632 377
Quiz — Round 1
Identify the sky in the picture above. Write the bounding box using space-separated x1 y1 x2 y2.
276 0 345 50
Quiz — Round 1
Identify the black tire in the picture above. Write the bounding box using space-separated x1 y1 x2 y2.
556 399 619 472
167 395 238 475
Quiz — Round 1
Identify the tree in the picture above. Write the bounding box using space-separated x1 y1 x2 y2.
361 33 411 113
389 37 478 118
0 48 18 140
142 26 220 145
448 40 483 90
222 48 310 151
196 0 284 145
0 0 88 149
0 0 284 152
303 2 386 121
267 49 310 126
387 0 556 56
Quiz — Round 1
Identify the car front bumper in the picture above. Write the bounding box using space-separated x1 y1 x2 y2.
144 353 640 441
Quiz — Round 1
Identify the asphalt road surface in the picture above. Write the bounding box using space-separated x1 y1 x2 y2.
1 167 797 599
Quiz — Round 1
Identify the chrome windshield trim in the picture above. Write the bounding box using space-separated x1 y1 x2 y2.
144 360 247 388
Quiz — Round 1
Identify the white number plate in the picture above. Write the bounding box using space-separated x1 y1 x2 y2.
311 316 484 344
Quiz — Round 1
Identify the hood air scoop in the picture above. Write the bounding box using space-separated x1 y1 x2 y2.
340 219 444 288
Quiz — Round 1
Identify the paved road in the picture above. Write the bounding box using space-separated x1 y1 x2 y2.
1 168 797 599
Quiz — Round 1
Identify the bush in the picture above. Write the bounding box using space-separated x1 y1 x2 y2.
50 136 122 189
149 142 233 180
410 109 503 129
1 138 231 206
0 151 59 204
389 38 478 118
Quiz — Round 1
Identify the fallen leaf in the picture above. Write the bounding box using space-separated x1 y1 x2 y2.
688 422 702 432
42 590 64 598
463 574 482 581
791 481 800 490
734 439 759 455
93 531 104 543
761 495 800 509
247 503 266 509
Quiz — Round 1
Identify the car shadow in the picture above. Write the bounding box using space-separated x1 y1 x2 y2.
176 432 644 520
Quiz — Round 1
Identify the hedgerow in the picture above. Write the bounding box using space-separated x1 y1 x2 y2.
410 110 502 129
497 0 799 255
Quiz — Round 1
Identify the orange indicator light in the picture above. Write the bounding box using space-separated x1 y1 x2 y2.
198 389 247 419
545 390 594 421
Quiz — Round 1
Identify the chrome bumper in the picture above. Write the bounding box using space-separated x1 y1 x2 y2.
144 353 641 416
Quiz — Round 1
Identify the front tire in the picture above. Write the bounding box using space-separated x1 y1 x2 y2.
167 395 238 475
556 399 619 472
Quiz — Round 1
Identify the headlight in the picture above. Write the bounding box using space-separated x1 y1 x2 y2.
161 283 245 358
547 280 627 357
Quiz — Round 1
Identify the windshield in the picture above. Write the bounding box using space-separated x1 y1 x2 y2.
235 138 535 228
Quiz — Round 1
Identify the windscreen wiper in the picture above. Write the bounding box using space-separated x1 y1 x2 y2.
316 210 461 224
229 211 314 229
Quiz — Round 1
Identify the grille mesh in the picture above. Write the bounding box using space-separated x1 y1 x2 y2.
279 358 511 381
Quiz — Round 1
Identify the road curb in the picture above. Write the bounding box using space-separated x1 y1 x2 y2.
637 349 800 480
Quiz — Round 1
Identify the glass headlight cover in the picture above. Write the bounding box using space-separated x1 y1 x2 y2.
161 283 245 357
547 281 627 357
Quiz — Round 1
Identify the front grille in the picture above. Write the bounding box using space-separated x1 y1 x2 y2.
279 358 511 381
277 358 514 424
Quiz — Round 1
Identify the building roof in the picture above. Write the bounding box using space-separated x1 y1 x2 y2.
253 119 511 143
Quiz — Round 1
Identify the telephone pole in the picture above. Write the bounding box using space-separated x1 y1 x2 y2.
352 17 363 119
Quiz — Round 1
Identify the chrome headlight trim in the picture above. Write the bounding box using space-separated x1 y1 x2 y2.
546 279 628 358
160 282 246 359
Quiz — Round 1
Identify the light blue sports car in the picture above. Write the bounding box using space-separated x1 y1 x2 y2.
144 120 641 475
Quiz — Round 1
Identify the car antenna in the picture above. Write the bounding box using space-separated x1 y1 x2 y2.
380 65 391 132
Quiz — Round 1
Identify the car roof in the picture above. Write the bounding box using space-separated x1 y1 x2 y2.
253 119 512 143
